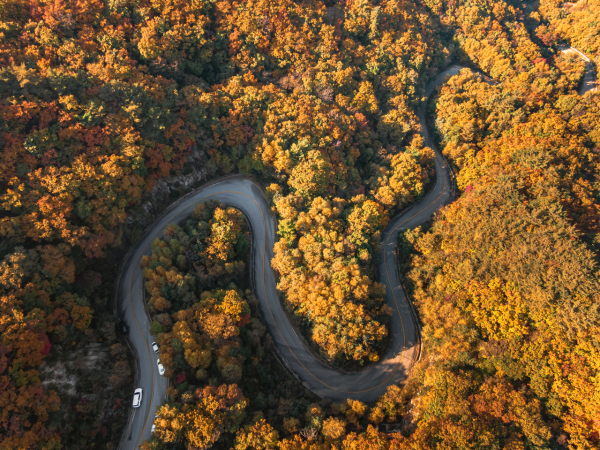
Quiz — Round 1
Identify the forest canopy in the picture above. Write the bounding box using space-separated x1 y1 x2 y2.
0 0 599 448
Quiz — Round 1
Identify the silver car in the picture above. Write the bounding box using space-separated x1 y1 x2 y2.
132 388 143 408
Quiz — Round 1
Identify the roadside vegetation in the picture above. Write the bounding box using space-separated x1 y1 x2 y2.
0 0 598 448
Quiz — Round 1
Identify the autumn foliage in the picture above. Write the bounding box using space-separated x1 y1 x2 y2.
1 0 600 447
398 0 600 446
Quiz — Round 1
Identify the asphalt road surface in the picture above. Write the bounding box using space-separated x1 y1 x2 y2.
560 46 598 96
116 47 595 449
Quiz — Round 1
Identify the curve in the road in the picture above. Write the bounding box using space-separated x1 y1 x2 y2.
116 47 595 449
560 46 598 96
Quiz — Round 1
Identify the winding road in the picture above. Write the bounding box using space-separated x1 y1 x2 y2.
560 46 598 96
115 48 596 449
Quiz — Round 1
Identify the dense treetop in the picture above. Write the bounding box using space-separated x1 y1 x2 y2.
0 0 599 448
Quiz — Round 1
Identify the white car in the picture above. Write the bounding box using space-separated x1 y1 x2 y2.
132 388 143 408
157 359 165 376
151 424 156 434
152 342 159 353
